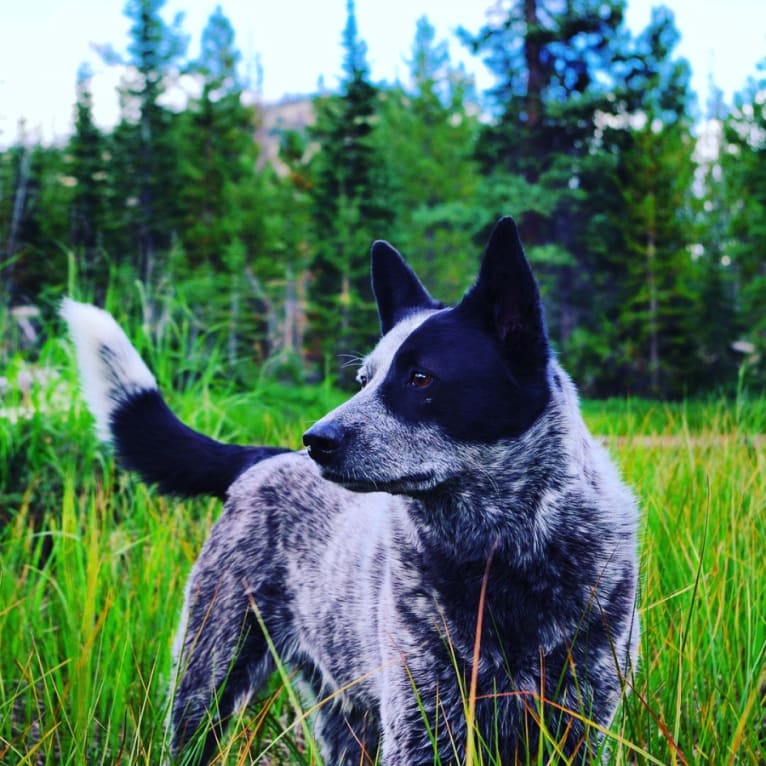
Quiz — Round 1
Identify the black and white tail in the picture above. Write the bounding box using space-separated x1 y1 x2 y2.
61 299 287 500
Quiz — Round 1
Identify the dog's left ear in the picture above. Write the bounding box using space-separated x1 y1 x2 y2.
457 217 549 375
371 241 441 334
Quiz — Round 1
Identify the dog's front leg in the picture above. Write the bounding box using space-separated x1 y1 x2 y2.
379 663 467 766
312 700 382 765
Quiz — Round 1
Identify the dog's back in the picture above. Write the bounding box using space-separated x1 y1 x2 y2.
64 217 639 765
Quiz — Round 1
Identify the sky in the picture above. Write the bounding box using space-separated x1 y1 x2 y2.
0 0 764 147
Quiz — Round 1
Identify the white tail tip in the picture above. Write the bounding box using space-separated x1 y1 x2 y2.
61 298 157 441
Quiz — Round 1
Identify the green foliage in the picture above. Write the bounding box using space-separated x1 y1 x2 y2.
1 2 765 395
594 8 703 398
461 0 638 365
376 17 483 302
69 65 108 267
721 58 766 384
671 81 742 396
459 1 722 398
304 0 395 380
463 0 630 178
167 7 284 372
0 143 72 302
101 0 189 280
611 122 698 397
176 7 264 270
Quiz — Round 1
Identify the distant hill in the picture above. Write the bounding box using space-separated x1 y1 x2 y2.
255 96 315 173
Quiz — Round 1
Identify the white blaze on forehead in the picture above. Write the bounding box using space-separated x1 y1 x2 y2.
309 309 443 438
361 309 443 390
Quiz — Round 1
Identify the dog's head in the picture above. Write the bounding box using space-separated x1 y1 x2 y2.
303 217 552 494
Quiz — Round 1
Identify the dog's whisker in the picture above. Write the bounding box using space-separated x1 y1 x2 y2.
337 353 366 369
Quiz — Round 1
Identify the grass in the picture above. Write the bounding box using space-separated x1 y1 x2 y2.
1 315 765 763
612 410 766 764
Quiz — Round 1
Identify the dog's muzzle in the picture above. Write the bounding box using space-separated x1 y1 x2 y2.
303 421 345 466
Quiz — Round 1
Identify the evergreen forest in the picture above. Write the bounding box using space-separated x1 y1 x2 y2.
2 0 765 398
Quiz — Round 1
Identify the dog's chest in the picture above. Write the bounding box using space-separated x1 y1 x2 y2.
289 496 393 693
289 495 440 700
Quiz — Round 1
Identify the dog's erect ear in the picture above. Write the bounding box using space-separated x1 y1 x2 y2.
371 240 441 334
457 217 549 375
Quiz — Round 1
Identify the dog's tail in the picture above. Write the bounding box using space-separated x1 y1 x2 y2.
61 298 287 500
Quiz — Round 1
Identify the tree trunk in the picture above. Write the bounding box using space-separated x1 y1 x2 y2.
523 0 543 135
283 268 299 354
7 146 30 261
229 274 239 368
139 109 155 284
647 229 660 395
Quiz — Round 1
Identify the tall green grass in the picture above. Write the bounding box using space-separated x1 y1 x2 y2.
612 407 766 764
1 307 764 763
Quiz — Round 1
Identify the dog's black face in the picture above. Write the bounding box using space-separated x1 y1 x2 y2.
303 217 552 492
377 305 548 443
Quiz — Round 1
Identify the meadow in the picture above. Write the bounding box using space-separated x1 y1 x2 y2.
1 313 765 764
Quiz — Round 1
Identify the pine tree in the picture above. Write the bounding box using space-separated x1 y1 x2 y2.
177 5 263 270
0 141 30 303
256 151 311 377
616 122 697 396
721 59 766 387
0 140 72 303
463 1 702 396
307 0 393 379
99 0 188 281
173 5 276 372
594 7 699 396
463 0 629 182
461 0 633 355
686 86 740 392
377 16 482 302
68 64 107 281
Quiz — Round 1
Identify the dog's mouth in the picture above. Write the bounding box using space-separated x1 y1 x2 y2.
318 465 438 495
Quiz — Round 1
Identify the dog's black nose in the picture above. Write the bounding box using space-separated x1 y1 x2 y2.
303 422 345 465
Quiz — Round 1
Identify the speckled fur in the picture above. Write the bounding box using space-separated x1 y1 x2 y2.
64 218 640 765
171 363 638 765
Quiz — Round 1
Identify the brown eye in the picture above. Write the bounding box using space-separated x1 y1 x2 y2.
410 371 433 388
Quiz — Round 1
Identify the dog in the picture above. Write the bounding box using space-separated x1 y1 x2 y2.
62 217 639 765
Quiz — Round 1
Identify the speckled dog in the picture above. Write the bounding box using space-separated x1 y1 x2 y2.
62 217 639 765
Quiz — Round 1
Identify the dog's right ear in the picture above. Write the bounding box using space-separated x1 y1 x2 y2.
371 241 441 334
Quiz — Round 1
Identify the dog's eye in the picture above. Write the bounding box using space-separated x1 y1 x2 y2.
409 371 434 389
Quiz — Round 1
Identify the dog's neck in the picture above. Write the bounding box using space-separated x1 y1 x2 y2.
397 393 602 665
409 465 554 567
407 381 586 568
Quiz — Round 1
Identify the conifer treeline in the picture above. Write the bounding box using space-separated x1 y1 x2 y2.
1 0 764 397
